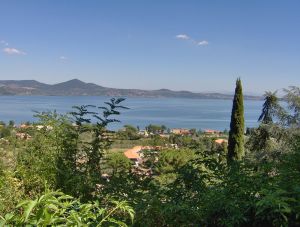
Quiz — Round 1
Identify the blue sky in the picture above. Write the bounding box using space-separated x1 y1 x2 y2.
0 0 299 94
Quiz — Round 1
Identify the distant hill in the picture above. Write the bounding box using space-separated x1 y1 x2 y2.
0 79 261 100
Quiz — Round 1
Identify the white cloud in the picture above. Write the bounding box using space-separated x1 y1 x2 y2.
198 40 209 46
175 34 190 40
0 40 9 46
176 34 209 47
59 56 68 61
3 47 26 55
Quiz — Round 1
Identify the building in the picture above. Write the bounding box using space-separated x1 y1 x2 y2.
36 125 44 130
159 134 170 138
204 129 221 136
214 139 228 145
138 130 149 137
15 132 32 140
123 145 162 167
124 146 143 166
171 128 191 135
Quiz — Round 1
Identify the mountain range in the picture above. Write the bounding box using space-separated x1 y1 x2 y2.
0 79 261 100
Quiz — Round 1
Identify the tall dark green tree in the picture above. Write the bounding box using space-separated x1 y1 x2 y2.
228 78 245 161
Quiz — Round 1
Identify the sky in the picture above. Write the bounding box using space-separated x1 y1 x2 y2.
0 0 299 94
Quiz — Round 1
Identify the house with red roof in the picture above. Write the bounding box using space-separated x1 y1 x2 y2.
124 146 143 166
214 139 228 145
204 129 221 136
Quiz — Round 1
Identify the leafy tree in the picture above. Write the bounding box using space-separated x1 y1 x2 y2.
16 111 67 196
145 124 166 134
57 98 128 200
105 152 132 176
153 149 196 186
149 134 167 146
0 127 10 138
16 98 128 201
117 125 140 140
283 86 300 126
228 78 245 161
169 134 204 150
247 91 281 159
247 88 300 164
8 120 15 127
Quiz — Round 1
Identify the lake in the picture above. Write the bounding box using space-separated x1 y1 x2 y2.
0 96 263 131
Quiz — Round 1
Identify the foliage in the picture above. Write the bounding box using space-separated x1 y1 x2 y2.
57 98 128 200
145 124 166 134
0 170 24 215
0 126 11 138
104 152 132 176
148 134 168 146
283 86 300 126
0 190 134 226
16 114 61 196
14 98 128 201
169 134 204 149
246 87 300 164
228 78 245 161
117 125 140 140
153 149 196 187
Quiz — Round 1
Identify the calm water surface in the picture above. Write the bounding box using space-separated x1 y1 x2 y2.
0 96 262 130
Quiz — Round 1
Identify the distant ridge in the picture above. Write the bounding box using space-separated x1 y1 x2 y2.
0 79 262 100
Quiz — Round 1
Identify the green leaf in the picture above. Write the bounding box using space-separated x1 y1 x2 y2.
23 199 38 222
4 213 14 221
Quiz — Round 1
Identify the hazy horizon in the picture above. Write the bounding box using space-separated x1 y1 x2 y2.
0 77 265 96
1 0 299 94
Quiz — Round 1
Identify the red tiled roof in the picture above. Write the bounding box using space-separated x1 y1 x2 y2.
124 146 142 159
124 145 163 160
204 129 221 133
215 139 228 144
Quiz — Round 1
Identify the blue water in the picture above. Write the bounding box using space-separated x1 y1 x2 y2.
0 96 262 130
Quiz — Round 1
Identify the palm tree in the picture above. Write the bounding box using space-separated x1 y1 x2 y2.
258 91 280 124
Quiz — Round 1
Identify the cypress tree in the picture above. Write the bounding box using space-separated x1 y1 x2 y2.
227 78 245 161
